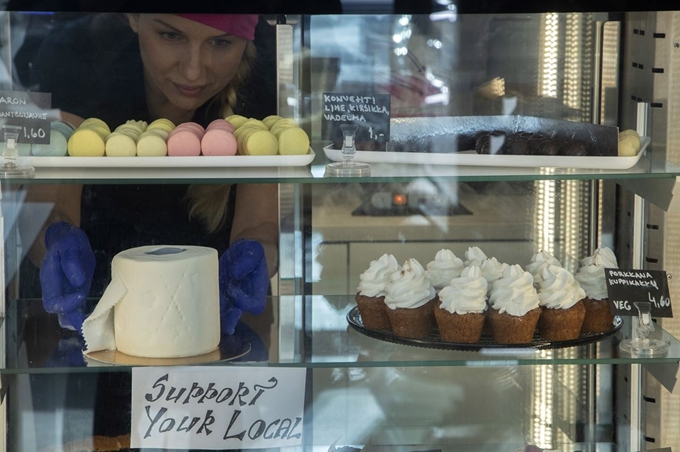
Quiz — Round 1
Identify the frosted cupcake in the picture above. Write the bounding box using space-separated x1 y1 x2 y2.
480 257 508 294
464 246 488 268
426 249 464 291
575 247 618 334
385 258 437 339
435 266 488 343
488 264 541 344
355 254 400 330
526 250 562 288
537 265 586 341
478 257 508 334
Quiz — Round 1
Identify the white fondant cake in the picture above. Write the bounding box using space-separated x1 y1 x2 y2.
82 245 220 358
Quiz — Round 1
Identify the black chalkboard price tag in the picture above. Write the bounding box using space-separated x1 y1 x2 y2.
321 93 390 151
605 268 673 318
0 90 52 145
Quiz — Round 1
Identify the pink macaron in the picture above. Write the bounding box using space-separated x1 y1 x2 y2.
167 130 201 156
201 129 237 156
174 121 205 139
207 119 236 134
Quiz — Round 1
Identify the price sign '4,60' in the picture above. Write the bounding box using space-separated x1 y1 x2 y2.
605 268 673 318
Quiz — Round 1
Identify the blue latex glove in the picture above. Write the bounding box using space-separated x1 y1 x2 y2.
219 239 269 335
39 221 96 333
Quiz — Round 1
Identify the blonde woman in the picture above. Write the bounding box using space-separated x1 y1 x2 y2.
23 14 278 337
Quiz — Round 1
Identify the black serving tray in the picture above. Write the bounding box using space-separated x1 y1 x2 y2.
347 306 622 351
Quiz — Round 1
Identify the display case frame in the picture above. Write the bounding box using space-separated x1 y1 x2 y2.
1 6 680 452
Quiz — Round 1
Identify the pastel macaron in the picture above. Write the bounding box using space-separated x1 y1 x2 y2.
201 129 237 156
50 121 75 140
240 118 268 131
68 128 105 156
207 119 236 133
80 118 111 137
147 118 176 133
167 130 201 156
114 124 142 140
137 131 168 156
225 114 249 129
144 128 169 141
237 129 278 156
32 121 73 156
175 122 205 139
277 127 310 155
105 132 137 156
262 115 283 129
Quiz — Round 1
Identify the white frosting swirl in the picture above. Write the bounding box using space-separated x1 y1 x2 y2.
489 264 540 316
538 264 585 309
526 250 562 286
438 266 488 314
480 257 508 291
426 249 464 289
385 258 435 310
464 246 488 267
575 247 618 300
357 254 401 297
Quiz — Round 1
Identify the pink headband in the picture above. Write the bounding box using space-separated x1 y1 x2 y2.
176 14 258 41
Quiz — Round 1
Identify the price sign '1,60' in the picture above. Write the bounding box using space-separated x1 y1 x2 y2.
22 126 47 140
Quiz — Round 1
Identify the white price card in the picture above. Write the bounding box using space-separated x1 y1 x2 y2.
131 366 306 450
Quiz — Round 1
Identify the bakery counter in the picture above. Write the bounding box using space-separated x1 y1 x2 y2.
5 296 680 374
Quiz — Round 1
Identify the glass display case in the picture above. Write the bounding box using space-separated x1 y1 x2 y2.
1 7 680 452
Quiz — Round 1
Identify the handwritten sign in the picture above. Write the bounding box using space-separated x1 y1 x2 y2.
605 268 673 318
131 366 306 450
321 93 390 151
0 91 52 145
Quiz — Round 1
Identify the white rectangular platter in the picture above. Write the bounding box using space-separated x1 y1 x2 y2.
323 137 650 170
18 149 315 168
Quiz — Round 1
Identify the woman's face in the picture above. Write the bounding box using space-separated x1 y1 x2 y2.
128 14 248 114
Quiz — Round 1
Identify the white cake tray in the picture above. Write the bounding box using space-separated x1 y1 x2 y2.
18 149 315 168
323 137 649 170
83 341 251 367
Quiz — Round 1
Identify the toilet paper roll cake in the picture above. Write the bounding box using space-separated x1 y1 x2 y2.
82 245 220 358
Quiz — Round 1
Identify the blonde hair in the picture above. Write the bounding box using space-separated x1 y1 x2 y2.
186 41 257 233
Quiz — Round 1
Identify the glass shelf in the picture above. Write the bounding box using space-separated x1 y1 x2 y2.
11 144 680 185
5 297 680 374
